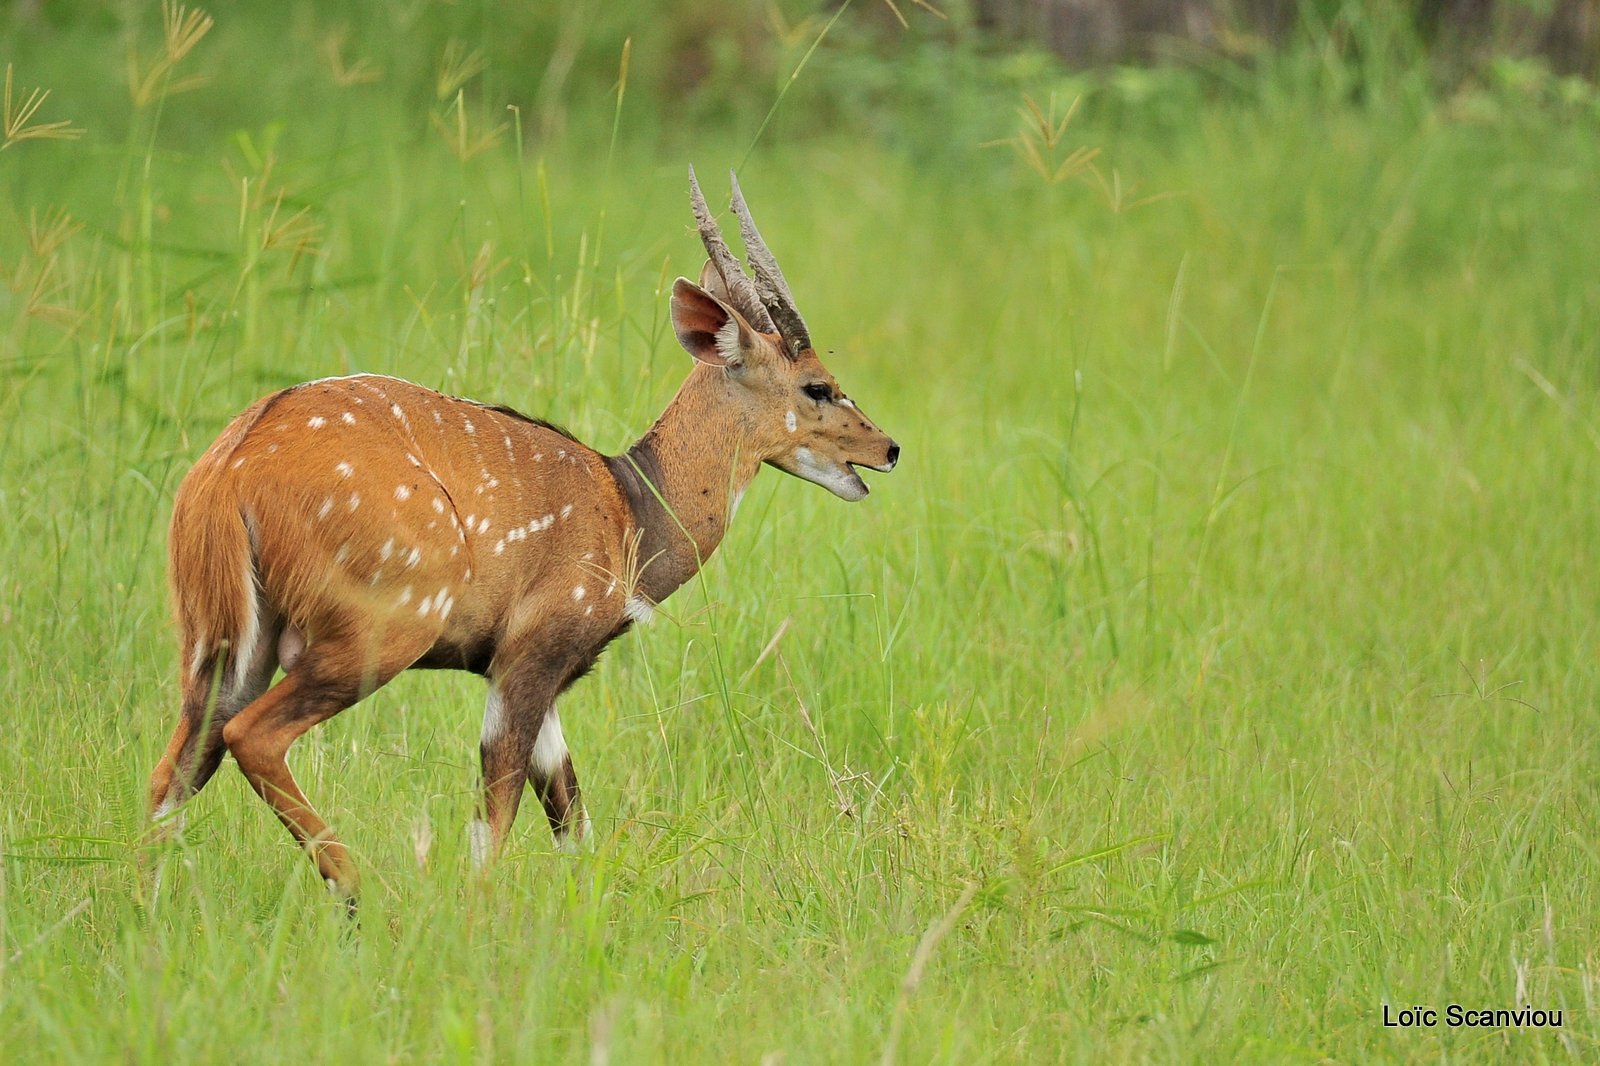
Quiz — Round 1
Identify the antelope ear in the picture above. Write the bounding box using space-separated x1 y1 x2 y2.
671 277 756 368
697 258 736 308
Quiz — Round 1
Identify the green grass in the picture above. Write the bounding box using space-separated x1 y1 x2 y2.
3 5 1599 1062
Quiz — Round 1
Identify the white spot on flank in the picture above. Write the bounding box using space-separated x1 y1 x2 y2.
348 492 361 512
308 416 326 429
395 484 412 501
317 497 333 521
405 547 421 568
418 593 435 615
432 498 446 514
463 419 476 435
380 538 395 561
391 403 405 419
785 410 797 433
624 595 655 624
584 605 593 616
464 514 476 531
341 411 356 425
334 543 352 565
531 711 569 778
231 457 246 470
438 593 454 619
572 585 586 601
397 586 413 606
468 819 492 870
493 540 505 555
533 453 543 462
476 517 490 534
560 504 572 519
335 461 354 478
407 453 422 468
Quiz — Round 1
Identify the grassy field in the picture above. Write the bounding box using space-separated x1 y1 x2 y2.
3 4 1599 1062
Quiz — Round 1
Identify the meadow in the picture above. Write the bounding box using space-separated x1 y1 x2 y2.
2 3 1598 1061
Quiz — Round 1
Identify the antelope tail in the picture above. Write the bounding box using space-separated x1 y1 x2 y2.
169 395 276 689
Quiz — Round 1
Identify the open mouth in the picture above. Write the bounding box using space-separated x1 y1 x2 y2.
844 463 870 497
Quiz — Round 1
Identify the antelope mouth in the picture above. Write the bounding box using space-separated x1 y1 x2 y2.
844 464 871 499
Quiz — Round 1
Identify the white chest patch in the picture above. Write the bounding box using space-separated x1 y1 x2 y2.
623 595 655 624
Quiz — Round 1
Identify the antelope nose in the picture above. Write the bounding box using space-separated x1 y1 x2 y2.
885 442 900 471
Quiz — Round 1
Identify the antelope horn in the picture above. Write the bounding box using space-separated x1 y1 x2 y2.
729 170 811 358
688 166 776 334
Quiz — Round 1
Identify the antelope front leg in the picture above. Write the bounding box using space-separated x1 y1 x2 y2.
529 706 590 851
474 667 590 866
474 679 533 869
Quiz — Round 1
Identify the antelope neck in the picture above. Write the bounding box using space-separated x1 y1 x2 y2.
606 366 763 604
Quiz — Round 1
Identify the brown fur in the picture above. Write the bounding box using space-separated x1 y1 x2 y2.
148 276 897 904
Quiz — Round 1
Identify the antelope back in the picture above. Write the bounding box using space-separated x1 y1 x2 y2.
180 374 627 653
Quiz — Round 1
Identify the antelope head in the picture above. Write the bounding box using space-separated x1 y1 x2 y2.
670 168 899 501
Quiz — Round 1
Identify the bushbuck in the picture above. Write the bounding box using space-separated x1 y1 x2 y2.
147 169 899 903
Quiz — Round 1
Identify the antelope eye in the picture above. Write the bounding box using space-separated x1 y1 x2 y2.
802 382 832 403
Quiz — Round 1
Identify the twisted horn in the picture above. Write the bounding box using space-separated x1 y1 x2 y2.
688 166 776 334
728 170 811 357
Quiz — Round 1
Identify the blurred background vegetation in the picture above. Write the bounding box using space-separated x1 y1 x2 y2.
5 0 1596 159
